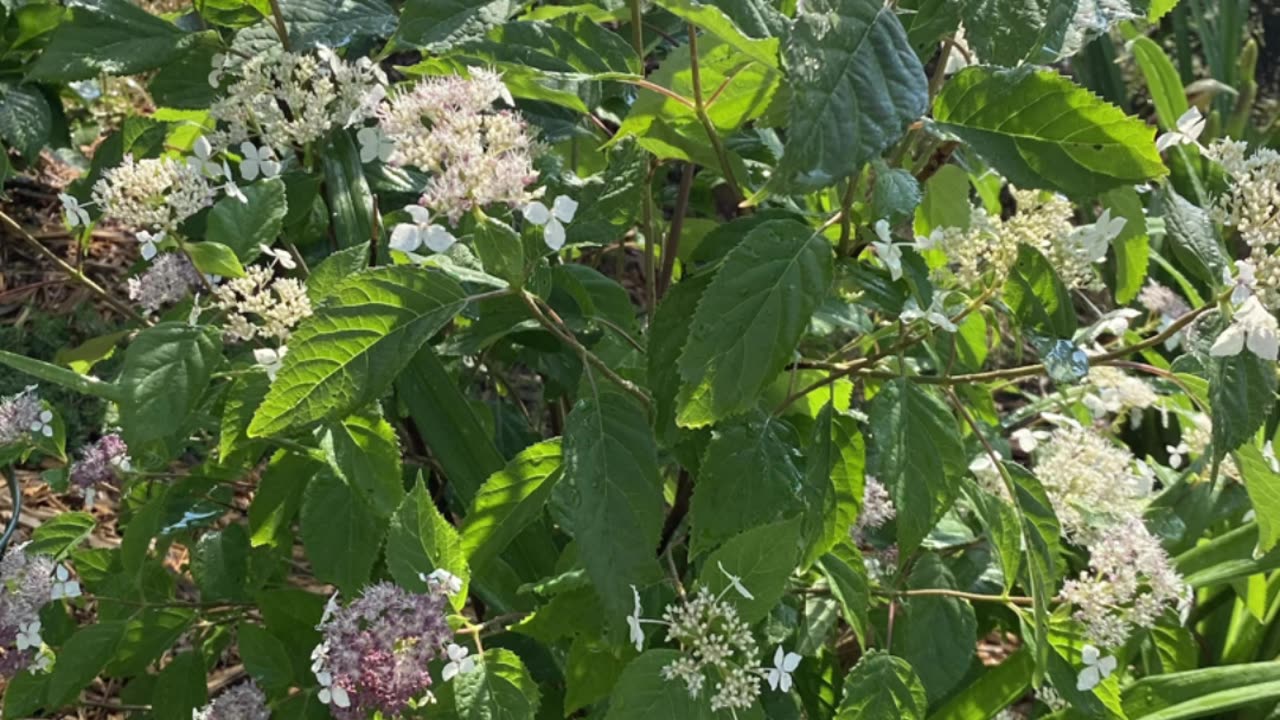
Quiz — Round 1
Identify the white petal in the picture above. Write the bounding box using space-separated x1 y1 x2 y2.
332 686 350 708
1248 327 1279 361
552 195 578 223
1097 655 1117 677
422 225 457 254
1210 325 1247 357
1081 644 1100 665
260 159 282 178
389 224 422 252
523 201 551 225
240 141 259 162
443 663 459 682
404 204 433 225
783 652 801 672
544 218 566 250
241 159 259 182
194 136 213 160
142 242 158 261
64 581 81 598
253 347 281 366
874 219 892 244
56 565 69 581
1175 107 1205 140
1076 665 1100 692
41 425 53 437
779 671 793 693
767 669 781 691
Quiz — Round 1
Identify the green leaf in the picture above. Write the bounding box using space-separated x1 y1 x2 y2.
649 272 711 441
150 652 207 720
699 516 803 623
563 390 664 621
1123 662 1280 719
454 647 541 720
965 486 1022 593
46 621 127 707
898 554 977 702
1005 463 1062 680
397 346 506 505
0 84 50 160
1209 352 1277 460
307 246 371 304
774 0 927 191
320 408 405 518
934 66 1168 197
473 215 525 287
677 220 833 427
1003 244 1078 338
835 651 928 720
119 323 221 447
238 622 295 693
689 415 810 555
1103 186 1150 304
386 480 471 611
804 406 866 567
819 545 871 645
959 0 1076 66
1149 0 1179 22
320 129 375 250
27 512 95 561
606 650 715 720
564 636 630 713
269 0 395 49
107 608 194 676
248 266 467 436
1130 37 1189 130
300 471 384 593
206 178 288 261
186 241 247 279
0 349 123 402
220 371 270 466
461 439 562 572
1236 442 1280 553
869 379 965 553
928 647 1032 720
398 0 513 51
29 0 204 81
3 671 48 719
655 0 779 68
192 524 251 601
1161 184 1227 285
248 452 316 548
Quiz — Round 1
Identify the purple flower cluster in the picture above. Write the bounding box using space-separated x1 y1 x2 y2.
0 387 43 446
193 680 270 720
68 434 131 493
0 544 53 678
313 582 452 719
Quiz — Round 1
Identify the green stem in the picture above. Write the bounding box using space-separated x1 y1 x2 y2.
0 467 20 560
519 291 653 409
266 0 291 50
688 25 743 205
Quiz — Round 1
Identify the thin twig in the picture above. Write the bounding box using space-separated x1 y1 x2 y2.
660 163 695 296
688 25 743 204
266 0 291 50
0 209 149 325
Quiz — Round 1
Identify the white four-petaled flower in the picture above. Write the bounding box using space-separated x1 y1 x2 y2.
442 643 477 681
240 142 281 181
626 584 645 652
258 243 297 270
1210 296 1279 361
1076 644 1117 691
316 670 351 708
357 126 394 164
392 206 457 256
253 347 288 381
1067 208 1126 263
16 620 41 651
50 564 80 600
188 136 222 178
767 646 801 692
422 568 463 596
59 193 91 228
901 294 957 332
137 230 164 262
1155 107 1206 153
871 219 903 281
718 561 754 600
523 196 578 251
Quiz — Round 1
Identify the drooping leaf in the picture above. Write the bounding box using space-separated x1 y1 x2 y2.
248 266 467 436
1209 352 1277 461
461 440 562 572
385 479 471 610
30 0 204 81
45 622 128 707
689 414 809 555
774 0 927 191
238 622 296 693
118 323 221 448
677 220 833 427
192 524 251 601
1161 184 1227 285
804 405 866 568
300 471 384 594
934 66 1167 197
869 379 965 554
150 651 207 720
819 544 871 645
897 554 977 702
1003 244 1078 338
453 647 541 720
563 390 664 622
27 512 95 561
320 408 405 518
206 177 288 262
834 651 928 719
698 516 803 623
